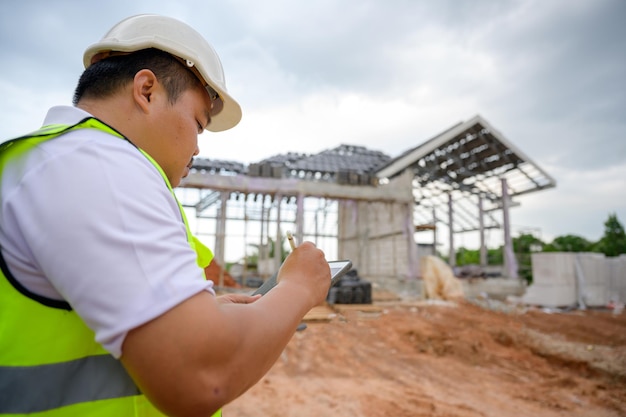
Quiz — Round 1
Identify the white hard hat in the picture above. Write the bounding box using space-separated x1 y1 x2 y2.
83 14 242 132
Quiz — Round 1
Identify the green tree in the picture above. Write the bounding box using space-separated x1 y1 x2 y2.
487 247 503 265
544 234 593 252
453 246 503 267
513 233 545 285
456 247 480 265
513 233 545 253
595 213 626 257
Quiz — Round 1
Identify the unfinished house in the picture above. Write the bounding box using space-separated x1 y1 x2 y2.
177 115 556 294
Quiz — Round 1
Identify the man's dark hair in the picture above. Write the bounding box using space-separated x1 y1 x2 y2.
73 48 201 105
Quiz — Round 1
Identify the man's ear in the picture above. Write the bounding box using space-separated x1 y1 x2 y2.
133 69 158 113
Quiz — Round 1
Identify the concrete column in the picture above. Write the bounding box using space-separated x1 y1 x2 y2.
215 192 229 287
478 195 487 267
274 194 283 272
406 202 419 280
259 194 266 258
262 195 271 276
432 207 438 256
296 192 305 244
448 193 455 268
501 178 518 279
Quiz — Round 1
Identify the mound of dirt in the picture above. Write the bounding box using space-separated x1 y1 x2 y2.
224 297 626 417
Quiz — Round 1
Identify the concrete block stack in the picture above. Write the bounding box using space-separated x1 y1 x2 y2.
524 252 625 308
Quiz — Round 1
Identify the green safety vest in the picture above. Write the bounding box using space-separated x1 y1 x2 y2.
0 118 220 416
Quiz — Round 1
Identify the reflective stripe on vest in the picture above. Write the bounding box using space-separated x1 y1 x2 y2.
0 118 219 416
0 355 138 413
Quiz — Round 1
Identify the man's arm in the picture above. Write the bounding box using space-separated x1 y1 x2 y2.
121 241 331 417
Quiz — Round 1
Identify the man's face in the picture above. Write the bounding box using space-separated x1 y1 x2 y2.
146 84 213 187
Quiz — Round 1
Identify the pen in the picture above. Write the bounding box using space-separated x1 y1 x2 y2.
286 231 297 251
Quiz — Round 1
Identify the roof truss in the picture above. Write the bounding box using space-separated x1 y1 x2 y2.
376 115 556 234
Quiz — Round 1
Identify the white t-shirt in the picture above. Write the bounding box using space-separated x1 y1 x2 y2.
0 106 215 358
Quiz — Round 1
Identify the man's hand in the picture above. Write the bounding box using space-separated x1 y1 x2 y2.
275 241 331 307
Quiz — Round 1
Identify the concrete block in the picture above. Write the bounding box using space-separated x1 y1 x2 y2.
607 255 626 303
582 284 608 307
522 283 577 307
532 253 576 285
578 253 607 285
463 278 526 300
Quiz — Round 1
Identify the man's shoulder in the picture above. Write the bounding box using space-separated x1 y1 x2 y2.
3 124 160 201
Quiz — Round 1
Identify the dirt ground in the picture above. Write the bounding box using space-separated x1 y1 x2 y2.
223 293 626 417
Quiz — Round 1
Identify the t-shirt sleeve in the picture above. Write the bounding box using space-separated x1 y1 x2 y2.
4 134 214 358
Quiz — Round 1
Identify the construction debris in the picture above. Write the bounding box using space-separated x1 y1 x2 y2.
420 255 465 300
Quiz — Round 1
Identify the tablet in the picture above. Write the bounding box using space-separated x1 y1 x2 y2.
252 259 352 296
328 260 352 286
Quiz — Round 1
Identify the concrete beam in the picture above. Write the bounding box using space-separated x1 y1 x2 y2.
180 171 414 203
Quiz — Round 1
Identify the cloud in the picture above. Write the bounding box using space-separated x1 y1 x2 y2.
513 163 626 242
478 0 626 170
1 0 624 245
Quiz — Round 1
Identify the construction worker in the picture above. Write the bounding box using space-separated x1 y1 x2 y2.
0 14 331 416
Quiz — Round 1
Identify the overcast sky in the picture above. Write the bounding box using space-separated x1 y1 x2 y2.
1 0 624 247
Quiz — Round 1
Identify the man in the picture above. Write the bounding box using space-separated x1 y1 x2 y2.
0 14 331 416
